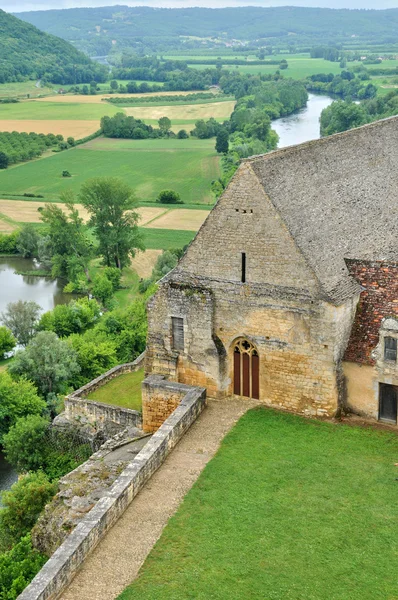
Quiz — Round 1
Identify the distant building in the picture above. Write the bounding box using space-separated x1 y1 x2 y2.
145 116 398 426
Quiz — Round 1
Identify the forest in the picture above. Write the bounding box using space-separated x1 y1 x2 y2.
16 6 398 55
0 10 107 85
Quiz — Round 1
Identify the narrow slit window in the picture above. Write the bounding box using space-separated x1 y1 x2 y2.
172 317 184 352
241 252 246 283
384 336 397 361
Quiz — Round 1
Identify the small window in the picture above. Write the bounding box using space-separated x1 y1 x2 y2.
384 337 397 361
241 252 246 283
172 317 184 352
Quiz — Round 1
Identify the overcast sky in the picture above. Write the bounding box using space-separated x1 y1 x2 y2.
7 0 398 12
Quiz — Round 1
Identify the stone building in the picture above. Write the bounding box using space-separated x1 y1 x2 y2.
145 116 398 426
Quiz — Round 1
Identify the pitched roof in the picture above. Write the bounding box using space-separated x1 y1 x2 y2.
246 115 398 304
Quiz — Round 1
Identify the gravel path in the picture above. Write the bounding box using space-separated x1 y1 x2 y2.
59 398 258 600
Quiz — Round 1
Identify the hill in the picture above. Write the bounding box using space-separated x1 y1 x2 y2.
0 10 107 85
15 6 398 55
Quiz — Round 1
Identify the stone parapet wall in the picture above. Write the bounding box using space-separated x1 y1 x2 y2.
64 352 145 430
142 376 206 432
18 378 207 600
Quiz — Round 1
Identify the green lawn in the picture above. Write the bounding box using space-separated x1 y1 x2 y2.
87 369 144 411
140 228 196 249
0 139 220 204
119 408 398 600
0 100 119 120
0 81 55 99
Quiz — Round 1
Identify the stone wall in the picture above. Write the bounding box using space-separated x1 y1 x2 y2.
64 353 145 431
18 378 206 600
142 376 205 432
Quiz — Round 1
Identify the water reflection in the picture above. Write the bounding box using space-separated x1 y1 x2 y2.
272 93 334 149
0 256 70 314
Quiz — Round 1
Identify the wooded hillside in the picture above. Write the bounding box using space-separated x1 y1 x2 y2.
15 6 398 55
0 10 107 85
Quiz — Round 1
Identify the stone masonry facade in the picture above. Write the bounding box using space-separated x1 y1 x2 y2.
145 118 398 426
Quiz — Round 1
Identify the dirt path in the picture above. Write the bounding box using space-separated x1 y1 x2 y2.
59 398 257 600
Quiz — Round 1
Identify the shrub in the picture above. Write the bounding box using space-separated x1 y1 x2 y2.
0 231 18 254
62 170 71 177
92 275 114 304
67 335 117 386
0 326 16 359
16 224 40 258
0 472 57 547
177 129 189 139
103 266 122 291
0 535 47 599
0 372 45 442
66 137 75 147
3 415 49 474
156 190 182 204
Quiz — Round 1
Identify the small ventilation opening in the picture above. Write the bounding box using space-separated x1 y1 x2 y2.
241 252 246 283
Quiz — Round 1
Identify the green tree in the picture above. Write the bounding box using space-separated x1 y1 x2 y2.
3 415 49 474
177 129 189 139
67 335 117 385
0 372 45 442
320 100 368 136
37 298 100 338
0 535 46 600
215 129 229 154
158 116 172 135
0 326 16 359
16 224 40 258
110 79 118 90
66 137 75 146
9 331 80 399
156 190 182 204
79 178 145 269
0 472 57 547
0 300 41 346
0 151 9 169
92 275 114 305
40 196 93 283
103 266 122 291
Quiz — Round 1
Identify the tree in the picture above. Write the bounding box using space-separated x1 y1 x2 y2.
79 178 145 269
320 101 368 136
0 372 45 442
110 79 118 90
103 266 122 290
215 129 229 154
92 275 114 305
16 224 40 258
0 472 57 547
40 195 93 283
3 415 49 473
67 335 117 386
0 326 16 359
0 300 41 346
0 151 9 169
0 535 46 599
66 137 75 146
177 129 189 139
158 116 172 135
37 298 100 338
9 331 80 399
156 190 182 204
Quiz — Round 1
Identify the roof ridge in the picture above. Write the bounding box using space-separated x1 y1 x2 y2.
243 114 398 164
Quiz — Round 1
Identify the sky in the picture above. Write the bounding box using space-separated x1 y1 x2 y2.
6 0 398 12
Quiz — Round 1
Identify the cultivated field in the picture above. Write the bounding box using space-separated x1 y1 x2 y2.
120 408 398 600
0 101 119 120
33 90 213 103
130 249 162 278
148 208 207 231
124 100 235 121
0 119 100 139
0 200 169 227
0 137 220 204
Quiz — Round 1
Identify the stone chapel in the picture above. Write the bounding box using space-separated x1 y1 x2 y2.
145 115 398 426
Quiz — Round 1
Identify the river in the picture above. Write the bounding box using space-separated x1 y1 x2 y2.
0 257 71 495
272 93 333 148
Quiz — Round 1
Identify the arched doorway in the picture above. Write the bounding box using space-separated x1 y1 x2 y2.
233 339 259 399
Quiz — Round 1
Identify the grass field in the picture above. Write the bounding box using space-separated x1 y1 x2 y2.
0 81 55 99
119 408 398 600
87 369 144 410
0 100 119 120
123 101 235 122
0 137 220 204
139 228 196 249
